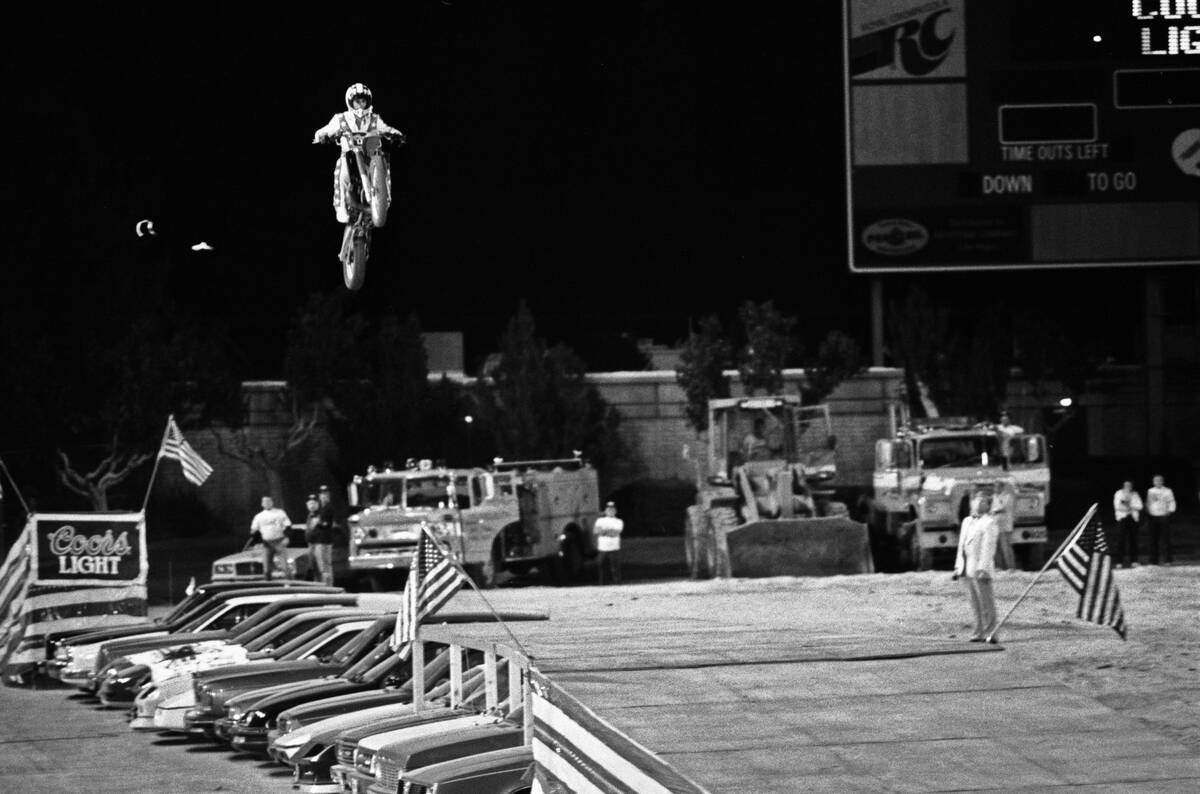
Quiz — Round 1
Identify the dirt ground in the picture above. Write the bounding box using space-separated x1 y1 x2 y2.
468 562 1200 752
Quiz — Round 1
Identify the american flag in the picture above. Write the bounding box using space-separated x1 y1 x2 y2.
391 527 466 650
160 416 213 486
1054 519 1128 640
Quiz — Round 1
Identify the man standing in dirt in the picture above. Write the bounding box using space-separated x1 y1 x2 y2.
594 501 624 585
1113 480 1143 568
954 490 999 643
1146 474 1176 565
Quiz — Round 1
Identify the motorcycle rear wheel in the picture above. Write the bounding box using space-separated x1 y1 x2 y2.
342 224 369 291
369 157 388 228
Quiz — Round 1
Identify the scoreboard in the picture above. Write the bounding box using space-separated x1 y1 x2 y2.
844 0 1200 272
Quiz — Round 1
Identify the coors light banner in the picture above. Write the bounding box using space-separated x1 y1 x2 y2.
32 513 147 585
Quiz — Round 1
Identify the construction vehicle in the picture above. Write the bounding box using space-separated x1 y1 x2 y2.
346 457 599 590
683 396 874 578
868 417 1050 571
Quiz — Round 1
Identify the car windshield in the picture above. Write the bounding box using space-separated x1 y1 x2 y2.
360 643 411 684
179 601 233 632
918 436 1003 469
278 618 367 659
246 612 342 652
342 638 393 681
330 619 392 668
405 475 470 510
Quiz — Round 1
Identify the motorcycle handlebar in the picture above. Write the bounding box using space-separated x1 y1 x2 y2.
313 130 406 145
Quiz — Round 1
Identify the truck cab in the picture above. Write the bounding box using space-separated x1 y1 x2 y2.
871 418 1050 570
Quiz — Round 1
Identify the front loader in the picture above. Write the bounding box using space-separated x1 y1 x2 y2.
684 396 874 578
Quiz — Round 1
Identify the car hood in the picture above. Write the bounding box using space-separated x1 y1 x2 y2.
201 660 332 701
282 702 418 753
103 630 228 660
405 745 533 786
232 678 368 715
281 688 410 728
389 722 525 773
361 714 499 754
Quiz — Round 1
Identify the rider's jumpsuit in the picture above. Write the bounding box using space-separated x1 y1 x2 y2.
313 110 401 224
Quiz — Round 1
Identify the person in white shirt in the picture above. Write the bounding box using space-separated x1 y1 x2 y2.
1145 474 1176 565
954 490 1000 643
593 501 625 585
1112 480 1143 568
250 496 292 581
989 481 1017 570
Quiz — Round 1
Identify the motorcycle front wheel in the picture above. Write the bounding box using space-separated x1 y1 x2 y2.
341 223 369 291
369 157 388 228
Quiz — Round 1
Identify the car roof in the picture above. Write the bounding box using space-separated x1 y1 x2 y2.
227 594 358 637
243 606 372 650
172 584 343 626
273 613 381 657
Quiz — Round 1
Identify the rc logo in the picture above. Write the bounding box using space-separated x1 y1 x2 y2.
850 0 965 80
862 218 929 256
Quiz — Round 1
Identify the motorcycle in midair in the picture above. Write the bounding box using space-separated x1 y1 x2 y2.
318 128 405 290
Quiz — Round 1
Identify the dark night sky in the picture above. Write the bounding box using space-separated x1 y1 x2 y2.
4 3 1154 375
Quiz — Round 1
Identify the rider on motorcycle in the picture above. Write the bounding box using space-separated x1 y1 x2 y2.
312 83 404 224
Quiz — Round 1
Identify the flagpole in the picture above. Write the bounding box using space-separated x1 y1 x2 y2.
985 502 1098 642
139 415 175 515
419 524 531 658
0 454 31 517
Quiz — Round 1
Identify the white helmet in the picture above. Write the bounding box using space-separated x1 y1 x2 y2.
345 83 373 119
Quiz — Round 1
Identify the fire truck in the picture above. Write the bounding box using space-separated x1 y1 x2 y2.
869 418 1050 571
346 457 600 589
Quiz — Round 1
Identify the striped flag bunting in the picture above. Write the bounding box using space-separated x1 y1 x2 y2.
160 416 213 486
1054 519 1128 640
391 528 467 650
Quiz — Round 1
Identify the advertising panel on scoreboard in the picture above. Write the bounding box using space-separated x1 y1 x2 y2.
844 0 1200 272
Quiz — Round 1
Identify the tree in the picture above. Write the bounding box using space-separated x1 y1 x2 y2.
887 285 1016 420
675 314 732 433
736 300 797 395
475 301 621 468
213 292 368 500
886 285 955 417
802 329 867 405
51 312 241 510
330 311 437 470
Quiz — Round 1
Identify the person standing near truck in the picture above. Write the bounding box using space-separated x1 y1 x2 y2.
304 492 334 585
250 496 292 581
594 501 624 585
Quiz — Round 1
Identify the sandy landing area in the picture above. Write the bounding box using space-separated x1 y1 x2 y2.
470 563 1200 750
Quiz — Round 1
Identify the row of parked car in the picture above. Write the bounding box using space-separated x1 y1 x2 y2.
42 580 537 793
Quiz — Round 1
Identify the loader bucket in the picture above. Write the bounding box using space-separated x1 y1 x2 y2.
723 516 874 577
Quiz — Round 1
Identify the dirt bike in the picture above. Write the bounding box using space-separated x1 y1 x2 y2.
317 129 404 290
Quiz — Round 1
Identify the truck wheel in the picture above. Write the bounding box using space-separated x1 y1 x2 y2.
909 527 932 571
362 573 389 593
1020 543 1045 571
552 536 584 585
684 506 712 579
465 544 500 589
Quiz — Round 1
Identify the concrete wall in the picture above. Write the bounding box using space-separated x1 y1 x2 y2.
585 368 905 494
